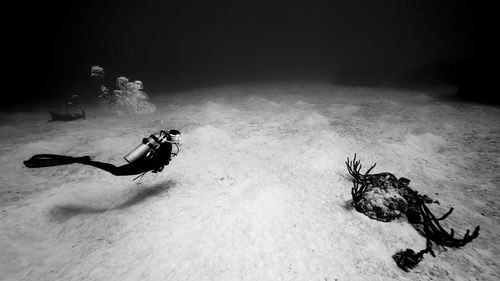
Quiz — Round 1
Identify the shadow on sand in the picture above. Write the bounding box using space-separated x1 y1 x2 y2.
341 199 355 210
50 179 176 222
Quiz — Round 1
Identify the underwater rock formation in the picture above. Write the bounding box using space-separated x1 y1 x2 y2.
346 154 480 272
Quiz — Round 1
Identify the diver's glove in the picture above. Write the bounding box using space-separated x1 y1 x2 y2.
152 164 164 173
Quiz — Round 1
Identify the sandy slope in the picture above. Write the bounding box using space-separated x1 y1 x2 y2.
0 83 499 281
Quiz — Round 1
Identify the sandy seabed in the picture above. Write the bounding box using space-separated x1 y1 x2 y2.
0 82 499 281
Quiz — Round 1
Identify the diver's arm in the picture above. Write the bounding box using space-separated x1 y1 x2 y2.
157 142 173 165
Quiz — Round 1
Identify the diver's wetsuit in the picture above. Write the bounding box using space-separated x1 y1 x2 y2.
23 139 173 176
81 141 172 176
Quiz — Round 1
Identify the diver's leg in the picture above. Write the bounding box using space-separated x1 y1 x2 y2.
23 154 152 176
81 160 150 176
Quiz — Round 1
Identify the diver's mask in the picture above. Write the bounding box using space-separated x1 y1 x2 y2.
166 130 181 157
169 132 182 144
164 129 181 145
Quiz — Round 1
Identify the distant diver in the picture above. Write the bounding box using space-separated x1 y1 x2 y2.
49 110 86 122
49 94 86 122
23 130 181 180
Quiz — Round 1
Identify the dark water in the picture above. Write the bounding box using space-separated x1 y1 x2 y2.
6 0 495 109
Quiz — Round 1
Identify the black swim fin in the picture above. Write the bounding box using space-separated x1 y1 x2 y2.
23 154 90 168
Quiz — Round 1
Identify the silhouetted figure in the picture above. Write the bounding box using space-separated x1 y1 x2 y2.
49 110 86 122
23 130 181 178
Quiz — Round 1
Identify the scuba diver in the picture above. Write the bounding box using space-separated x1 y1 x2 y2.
23 130 181 180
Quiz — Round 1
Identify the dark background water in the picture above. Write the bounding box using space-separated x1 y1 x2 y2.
5 0 494 108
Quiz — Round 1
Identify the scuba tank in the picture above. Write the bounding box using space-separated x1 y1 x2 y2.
124 131 168 163
123 142 150 163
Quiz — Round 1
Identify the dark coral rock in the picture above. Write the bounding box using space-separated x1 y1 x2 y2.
355 186 409 222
